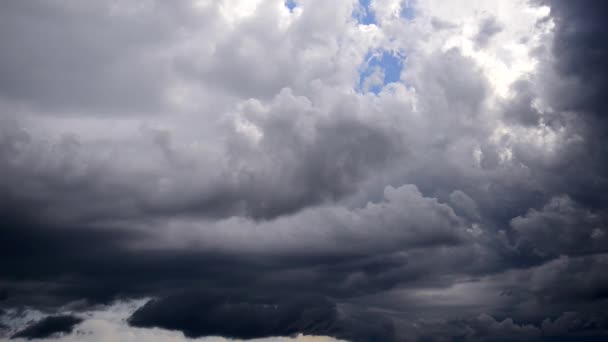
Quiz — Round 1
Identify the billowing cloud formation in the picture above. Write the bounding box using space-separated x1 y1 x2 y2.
128 292 396 341
1 0 608 341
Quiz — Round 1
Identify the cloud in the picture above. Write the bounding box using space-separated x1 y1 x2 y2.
11 315 82 340
4 301 346 342
512 196 608 259
128 292 396 342
474 17 503 48
2 0 608 341
0 182 469 310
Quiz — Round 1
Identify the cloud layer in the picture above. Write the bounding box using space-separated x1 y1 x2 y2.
1 0 608 341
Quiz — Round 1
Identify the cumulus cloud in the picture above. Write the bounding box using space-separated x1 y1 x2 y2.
1 0 608 341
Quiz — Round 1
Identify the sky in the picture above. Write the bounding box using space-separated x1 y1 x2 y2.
1 0 608 341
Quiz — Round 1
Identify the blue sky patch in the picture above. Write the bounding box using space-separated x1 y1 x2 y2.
400 1 416 20
357 50 405 94
284 0 296 12
355 0 376 25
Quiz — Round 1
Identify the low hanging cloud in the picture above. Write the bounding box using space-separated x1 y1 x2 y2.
2 0 608 341
11 315 83 340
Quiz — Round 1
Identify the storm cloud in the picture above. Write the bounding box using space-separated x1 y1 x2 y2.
11 315 82 340
2 0 608 341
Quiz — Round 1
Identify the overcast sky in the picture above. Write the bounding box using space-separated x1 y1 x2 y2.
1 0 608 341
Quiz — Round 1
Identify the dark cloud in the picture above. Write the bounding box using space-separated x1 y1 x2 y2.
500 80 542 126
0 99 399 224
511 196 608 259
537 0 608 116
0 184 469 309
192 113 400 219
402 312 608 342
129 291 396 342
523 255 608 307
540 311 608 341
2 0 608 341
11 315 82 340
528 0 608 210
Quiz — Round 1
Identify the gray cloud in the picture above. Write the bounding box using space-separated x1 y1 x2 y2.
474 17 503 48
128 291 397 342
2 0 608 341
11 315 82 340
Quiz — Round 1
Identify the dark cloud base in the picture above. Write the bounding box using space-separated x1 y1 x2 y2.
128 291 396 342
10 315 82 340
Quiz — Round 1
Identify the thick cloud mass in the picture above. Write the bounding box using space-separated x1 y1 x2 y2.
2 0 608 341
128 291 396 342
10 315 82 340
